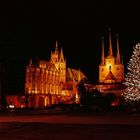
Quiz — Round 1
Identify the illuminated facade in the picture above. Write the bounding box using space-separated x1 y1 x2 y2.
25 41 86 108
99 29 124 83
96 29 126 103
5 30 126 109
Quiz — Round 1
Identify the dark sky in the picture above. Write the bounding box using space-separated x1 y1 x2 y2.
1 0 140 94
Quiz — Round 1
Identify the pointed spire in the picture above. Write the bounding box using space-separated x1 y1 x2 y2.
29 58 32 66
78 68 81 82
116 34 121 64
55 40 58 54
108 28 113 56
60 47 64 62
50 51 53 61
101 36 105 65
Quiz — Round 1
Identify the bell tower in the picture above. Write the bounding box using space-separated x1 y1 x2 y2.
99 29 124 83
59 47 66 83
51 41 59 70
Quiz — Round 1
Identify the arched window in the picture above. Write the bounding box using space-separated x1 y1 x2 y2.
109 65 111 71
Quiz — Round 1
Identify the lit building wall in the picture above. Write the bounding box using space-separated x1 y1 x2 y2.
25 41 86 108
99 30 124 83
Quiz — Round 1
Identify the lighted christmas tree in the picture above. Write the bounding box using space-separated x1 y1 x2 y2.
123 43 140 103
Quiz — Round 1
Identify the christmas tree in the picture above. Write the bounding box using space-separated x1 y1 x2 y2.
123 43 140 103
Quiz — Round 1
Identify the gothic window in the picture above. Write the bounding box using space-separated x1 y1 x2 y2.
29 74 31 82
109 65 111 71
102 68 104 71
116 67 119 70
32 72 35 90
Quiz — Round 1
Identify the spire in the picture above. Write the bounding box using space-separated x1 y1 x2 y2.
108 28 113 56
55 40 58 54
51 40 59 62
29 58 32 66
101 36 105 65
78 68 81 82
116 34 121 64
50 51 53 62
60 47 65 62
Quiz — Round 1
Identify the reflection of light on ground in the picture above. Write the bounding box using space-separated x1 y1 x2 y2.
0 112 140 125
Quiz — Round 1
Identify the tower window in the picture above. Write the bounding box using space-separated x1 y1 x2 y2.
109 65 111 71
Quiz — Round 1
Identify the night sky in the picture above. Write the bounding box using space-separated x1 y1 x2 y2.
1 1 140 94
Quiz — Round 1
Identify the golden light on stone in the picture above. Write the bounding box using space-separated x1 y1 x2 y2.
99 30 124 83
25 41 86 108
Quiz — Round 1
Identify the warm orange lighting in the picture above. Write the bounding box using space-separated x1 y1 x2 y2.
25 42 86 108
9 105 15 109
111 101 119 106
21 104 26 108
99 31 124 83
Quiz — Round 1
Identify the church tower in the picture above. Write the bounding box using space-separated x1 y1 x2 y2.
51 41 60 70
99 29 124 83
25 40 86 108
50 41 66 83
59 47 66 83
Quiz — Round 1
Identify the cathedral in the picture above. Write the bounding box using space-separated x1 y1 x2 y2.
5 30 126 109
25 41 86 108
99 29 124 83
97 29 125 96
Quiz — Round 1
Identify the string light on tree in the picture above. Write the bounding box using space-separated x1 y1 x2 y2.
123 43 140 103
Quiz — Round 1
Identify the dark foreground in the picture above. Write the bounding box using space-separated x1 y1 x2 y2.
1 110 140 140
0 123 140 140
